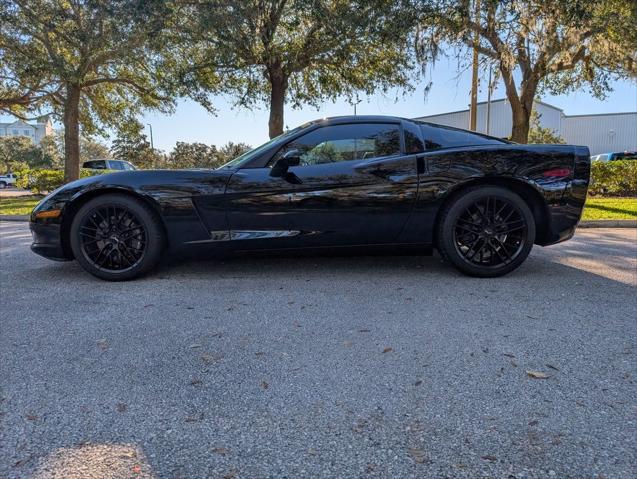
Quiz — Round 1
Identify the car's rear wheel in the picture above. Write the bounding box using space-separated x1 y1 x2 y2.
0 181 6 189
70 194 164 281
437 186 535 277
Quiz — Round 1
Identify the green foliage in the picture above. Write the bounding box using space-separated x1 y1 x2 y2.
15 168 111 194
110 123 164 169
166 141 252 169
178 0 417 137
0 136 54 171
416 0 637 142
589 160 637 197
527 111 565 145
0 0 176 179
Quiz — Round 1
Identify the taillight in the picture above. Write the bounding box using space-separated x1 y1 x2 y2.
542 168 572 178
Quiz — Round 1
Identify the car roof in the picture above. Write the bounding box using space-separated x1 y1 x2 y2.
317 115 407 125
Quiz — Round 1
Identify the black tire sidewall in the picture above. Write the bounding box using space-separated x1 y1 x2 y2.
70 194 164 281
438 186 536 278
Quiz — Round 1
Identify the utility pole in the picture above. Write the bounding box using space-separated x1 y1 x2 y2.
469 0 481 131
147 123 154 150
486 66 492 135
147 123 155 168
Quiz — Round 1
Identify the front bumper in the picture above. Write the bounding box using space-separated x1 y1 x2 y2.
29 221 70 261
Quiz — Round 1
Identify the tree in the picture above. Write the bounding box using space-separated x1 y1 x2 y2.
178 0 417 138
527 111 565 144
167 142 221 169
416 0 637 143
0 136 59 171
0 0 175 181
111 123 163 169
217 142 252 164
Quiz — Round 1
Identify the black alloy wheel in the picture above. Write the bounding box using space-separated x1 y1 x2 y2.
78 205 146 272
437 186 535 277
70 194 164 280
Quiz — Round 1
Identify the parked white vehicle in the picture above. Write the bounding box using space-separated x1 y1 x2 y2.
0 173 17 189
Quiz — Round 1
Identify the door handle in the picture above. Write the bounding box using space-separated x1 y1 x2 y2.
416 156 425 174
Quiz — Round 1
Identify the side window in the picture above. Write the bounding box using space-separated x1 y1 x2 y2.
273 123 401 166
420 123 505 150
404 122 424 153
108 161 125 170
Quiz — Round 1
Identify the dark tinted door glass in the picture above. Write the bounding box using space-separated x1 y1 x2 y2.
420 123 505 150
274 123 401 166
109 161 125 170
83 161 106 169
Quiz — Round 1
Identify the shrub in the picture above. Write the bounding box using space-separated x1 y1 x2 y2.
589 160 637 197
15 168 112 194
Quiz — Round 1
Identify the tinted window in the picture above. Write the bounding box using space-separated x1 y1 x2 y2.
108 161 125 170
611 152 637 161
274 123 401 166
419 123 505 150
404 122 424 153
83 161 106 169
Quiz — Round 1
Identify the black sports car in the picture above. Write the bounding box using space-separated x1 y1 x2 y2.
30 116 590 280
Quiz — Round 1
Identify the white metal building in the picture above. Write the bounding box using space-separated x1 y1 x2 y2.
415 99 637 155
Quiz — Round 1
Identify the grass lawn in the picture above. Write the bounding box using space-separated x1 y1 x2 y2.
582 197 637 220
0 193 635 221
0 195 43 216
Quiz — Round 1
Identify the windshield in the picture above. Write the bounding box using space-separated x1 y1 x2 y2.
218 124 310 169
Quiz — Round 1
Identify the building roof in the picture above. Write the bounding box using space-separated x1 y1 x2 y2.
415 98 635 119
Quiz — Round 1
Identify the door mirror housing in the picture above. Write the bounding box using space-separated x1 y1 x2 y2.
270 150 301 177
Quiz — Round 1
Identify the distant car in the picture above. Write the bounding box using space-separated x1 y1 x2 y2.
591 152 637 162
31 115 590 280
82 159 137 171
0 173 17 189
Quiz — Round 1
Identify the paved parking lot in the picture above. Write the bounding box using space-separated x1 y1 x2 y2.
1 221 635 478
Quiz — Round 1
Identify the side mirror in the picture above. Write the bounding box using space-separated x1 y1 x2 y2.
270 150 301 177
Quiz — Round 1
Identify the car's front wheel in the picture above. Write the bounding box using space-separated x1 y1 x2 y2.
437 186 536 277
70 194 164 281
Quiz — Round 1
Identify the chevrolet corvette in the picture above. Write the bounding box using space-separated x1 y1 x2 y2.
30 116 590 280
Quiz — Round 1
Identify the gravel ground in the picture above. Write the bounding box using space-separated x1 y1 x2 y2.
1 222 635 479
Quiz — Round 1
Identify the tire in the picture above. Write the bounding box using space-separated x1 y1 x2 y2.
0 181 6 189
436 186 535 278
69 194 165 281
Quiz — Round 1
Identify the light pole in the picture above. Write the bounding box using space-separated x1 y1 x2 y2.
147 123 154 150
147 123 155 168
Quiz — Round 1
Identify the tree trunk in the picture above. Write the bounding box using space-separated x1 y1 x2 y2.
267 66 287 139
510 101 531 143
63 84 81 182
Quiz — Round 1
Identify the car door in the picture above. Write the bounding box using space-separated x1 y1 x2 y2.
223 121 419 250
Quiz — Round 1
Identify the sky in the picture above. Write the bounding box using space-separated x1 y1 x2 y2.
3 55 636 152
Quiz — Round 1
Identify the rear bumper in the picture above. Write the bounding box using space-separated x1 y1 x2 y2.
29 221 70 261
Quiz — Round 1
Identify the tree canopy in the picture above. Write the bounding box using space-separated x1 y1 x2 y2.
177 0 418 138
0 0 176 180
417 0 637 142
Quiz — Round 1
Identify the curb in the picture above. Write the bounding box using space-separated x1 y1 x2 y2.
1 215 635 228
0 215 29 222
578 220 637 228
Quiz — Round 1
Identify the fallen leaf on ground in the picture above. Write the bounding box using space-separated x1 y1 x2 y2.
502 353 515 358
96 339 108 351
200 353 223 364
343 341 353 347
359 329 371 333
481 455 497 462
382 347 393 353
212 447 230 456
185 412 204 422
526 370 550 379
190 378 202 386
25 413 38 421
546 364 560 371
260 381 269 390
414 380 422 386
408 447 427 463
307 448 317 456
189 344 202 349
116 403 127 412
528 419 538 426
